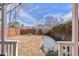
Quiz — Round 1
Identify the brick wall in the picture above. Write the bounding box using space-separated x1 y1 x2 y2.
8 27 20 37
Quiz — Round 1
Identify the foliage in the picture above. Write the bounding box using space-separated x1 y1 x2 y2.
46 50 58 56
45 20 72 41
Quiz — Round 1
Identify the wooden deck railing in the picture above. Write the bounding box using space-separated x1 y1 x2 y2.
57 41 79 56
0 40 19 56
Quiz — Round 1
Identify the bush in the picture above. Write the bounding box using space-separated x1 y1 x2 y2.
46 50 58 56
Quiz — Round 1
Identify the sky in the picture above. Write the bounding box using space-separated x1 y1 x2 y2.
7 3 72 26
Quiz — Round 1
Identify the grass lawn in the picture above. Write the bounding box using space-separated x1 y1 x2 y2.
8 35 45 56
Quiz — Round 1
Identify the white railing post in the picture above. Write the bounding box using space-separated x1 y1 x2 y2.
72 3 78 43
72 3 78 56
16 42 18 56
1 4 7 56
58 43 61 56
13 42 18 56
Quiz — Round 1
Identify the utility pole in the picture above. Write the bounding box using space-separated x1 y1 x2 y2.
35 19 38 36
35 8 41 36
